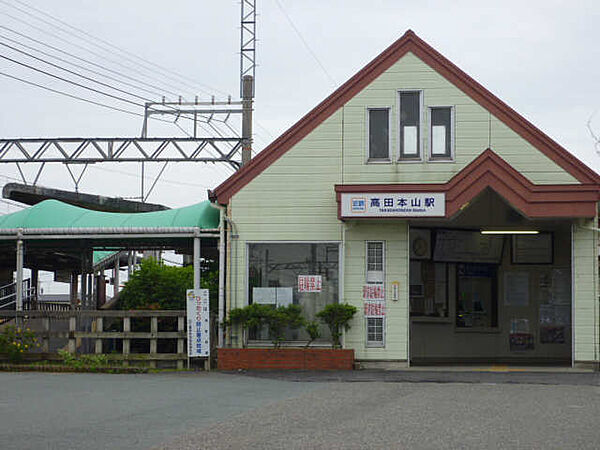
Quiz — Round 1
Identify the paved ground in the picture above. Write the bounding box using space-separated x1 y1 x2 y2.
1 370 599 449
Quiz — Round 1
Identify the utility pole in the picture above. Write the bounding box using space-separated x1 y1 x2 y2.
241 75 254 166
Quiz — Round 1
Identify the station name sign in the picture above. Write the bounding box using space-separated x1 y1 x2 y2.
340 192 445 218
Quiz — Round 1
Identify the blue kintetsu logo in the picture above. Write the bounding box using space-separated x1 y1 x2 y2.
351 197 366 212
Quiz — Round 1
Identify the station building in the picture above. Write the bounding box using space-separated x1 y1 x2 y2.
210 31 600 367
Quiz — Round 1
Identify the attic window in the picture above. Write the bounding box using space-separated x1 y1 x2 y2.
429 107 453 159
367 108 390 161
399 91 422 160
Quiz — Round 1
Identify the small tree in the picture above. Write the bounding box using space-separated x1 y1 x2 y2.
226 303 272 348
118 257 217 311
316 303 358 349
265 304 305 348
304 321 321 348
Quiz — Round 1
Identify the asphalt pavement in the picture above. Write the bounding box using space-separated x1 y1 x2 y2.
1 370 599 449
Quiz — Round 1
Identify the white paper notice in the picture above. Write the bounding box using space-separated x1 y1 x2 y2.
403 126 418 155
504 272 529 306
276 287 293 307
432 125 446 155
253 287 277 304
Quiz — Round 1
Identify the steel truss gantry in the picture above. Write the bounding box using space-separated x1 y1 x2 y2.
0 137 242 168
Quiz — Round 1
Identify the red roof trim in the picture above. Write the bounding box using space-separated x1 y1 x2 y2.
212 30 600 204
335 150 600 219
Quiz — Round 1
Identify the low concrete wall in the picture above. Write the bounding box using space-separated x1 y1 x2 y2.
218 348 355 370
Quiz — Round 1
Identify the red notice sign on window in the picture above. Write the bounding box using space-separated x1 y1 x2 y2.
363 284 385 300
364 300 386 317
298 275 322 293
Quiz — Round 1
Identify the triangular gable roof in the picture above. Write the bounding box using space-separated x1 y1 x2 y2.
335 149 600 219
211 30 600 204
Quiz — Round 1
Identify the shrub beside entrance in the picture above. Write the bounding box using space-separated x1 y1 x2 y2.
220 302 358 370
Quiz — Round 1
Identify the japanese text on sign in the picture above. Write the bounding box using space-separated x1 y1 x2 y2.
364 300 386 317
341 193 445 218
298 275 322 293
186 289 210 358
363 284 385 300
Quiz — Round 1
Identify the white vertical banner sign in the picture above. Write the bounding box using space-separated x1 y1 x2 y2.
186 289 210 358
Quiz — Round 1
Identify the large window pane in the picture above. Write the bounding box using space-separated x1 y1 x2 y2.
368 109 389 160
400 92 420 157
430 107 452 157
248 243 339 341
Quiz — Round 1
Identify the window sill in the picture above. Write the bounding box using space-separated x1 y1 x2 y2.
427 157 455 163
397 157 423 163
366 158 392 164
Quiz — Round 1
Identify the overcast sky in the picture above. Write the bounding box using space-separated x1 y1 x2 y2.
0 0 598 214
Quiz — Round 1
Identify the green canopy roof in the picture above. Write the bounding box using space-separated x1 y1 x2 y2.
0 199 219 230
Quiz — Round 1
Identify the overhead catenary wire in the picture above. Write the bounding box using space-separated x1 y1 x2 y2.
0 33 167 99
0 40 156 104
0 25 183 99
0 11 198 99
274 0 337 87
0 0 229 97
0 70 155 118
0 39 213 128
0 52 144 108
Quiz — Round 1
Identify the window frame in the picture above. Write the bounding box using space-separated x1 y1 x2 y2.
366 316 386 347
428 105 455 161
397 90 424 162
245 240 343 307
365 107 392 163
365 240 386 285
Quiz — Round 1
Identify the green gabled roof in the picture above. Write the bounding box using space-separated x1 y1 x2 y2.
0 199 219 230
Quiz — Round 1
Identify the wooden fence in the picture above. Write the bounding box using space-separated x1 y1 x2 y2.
0 310 195 369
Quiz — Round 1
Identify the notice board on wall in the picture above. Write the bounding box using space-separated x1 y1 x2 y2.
511 233 553 264
433 230 504 264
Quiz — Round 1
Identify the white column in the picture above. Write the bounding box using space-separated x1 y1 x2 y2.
113 257 120 298
218 209 225 348
193 236 201 290
15 238 23 311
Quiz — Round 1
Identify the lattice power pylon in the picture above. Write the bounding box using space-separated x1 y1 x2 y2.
240 0 256 98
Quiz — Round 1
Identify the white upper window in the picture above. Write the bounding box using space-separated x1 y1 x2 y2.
399 91 422 160
429 106 454 160
367 108 390 161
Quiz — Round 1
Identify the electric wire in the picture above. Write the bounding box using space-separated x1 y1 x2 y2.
0 40 154 104
0 12 196 99
0 24 182 99
0 33 166 99
0 52 143 108
0 69 153 118
1 0 228 97
0 39 213 128
274 0 337 87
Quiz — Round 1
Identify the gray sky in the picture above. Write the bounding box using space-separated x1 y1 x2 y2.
0 0 599 214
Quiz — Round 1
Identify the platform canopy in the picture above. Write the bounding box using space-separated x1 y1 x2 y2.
0 199 219 231
0 199 220 274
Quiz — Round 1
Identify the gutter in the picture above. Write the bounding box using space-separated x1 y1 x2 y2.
0 227 220 240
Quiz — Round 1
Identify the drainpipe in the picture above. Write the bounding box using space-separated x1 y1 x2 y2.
209 201 231 348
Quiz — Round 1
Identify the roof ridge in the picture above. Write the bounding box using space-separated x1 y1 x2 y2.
212 30 599 203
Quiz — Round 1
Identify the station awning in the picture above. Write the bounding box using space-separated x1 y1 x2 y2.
0 199 219 232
